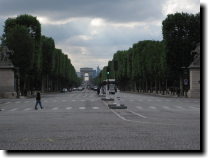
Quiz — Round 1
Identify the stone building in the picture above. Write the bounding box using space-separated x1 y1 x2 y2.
0 46 17 98
188 43 200 98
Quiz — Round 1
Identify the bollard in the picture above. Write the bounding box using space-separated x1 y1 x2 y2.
109 89 127 109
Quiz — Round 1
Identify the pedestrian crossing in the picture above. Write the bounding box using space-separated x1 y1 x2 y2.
0 98 99 105
135 105 200 111
0 103 200 113
0 97 199 106
120 98 199 103
4 106 103 112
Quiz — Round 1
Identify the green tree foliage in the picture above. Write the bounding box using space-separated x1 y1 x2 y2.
98 40 166 92
162 12 200 81
2 14 80 94
7 25 34 74
97 12 199 95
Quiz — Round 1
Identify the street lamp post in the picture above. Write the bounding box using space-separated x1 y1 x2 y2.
181 66 189 97
15 67 20 98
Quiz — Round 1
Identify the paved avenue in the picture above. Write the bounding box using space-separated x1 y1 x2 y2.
0 90 200 150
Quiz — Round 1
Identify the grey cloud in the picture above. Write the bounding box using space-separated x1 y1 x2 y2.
0 0 167 23
0 0 200 71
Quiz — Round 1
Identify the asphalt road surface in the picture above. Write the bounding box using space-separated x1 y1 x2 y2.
0 90 200 150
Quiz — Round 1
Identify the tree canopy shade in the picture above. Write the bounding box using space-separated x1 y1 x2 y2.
1 14 80 95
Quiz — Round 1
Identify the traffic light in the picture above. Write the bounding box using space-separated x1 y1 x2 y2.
107 67 110 75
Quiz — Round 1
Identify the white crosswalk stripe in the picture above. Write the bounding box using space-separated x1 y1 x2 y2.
189 106 199 110
23 108 32 111
24 101 30 103
162 106 170 110
52 107 58 110
174 105 185 110
149 106 157 110
4 102 11 105
9 108 17 111
136 106 143 110
92 107 99 110
66 107 72 110
15 101 21 104
79 107 86 110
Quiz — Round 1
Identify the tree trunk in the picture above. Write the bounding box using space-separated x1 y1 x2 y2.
155 79 157 94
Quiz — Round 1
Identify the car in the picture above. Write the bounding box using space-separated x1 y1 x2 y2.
78 87 84 91
61 88 68 93
93 86 98 91
72 88 77 91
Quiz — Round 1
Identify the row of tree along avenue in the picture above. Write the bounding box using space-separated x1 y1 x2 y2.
95 12 200 96
0 14 81 96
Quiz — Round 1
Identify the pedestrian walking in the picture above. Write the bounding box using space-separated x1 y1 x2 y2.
35 92 43 110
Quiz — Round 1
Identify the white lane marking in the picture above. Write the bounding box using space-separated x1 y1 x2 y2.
111 109 128 121
92 107 99 110
15 101 21 104
9 108 17 111
23 108 32 111
52 107 58 110
149 106 157 110
79 107 86 110
136 106 143 110
127 109 147 118
66 107 72 110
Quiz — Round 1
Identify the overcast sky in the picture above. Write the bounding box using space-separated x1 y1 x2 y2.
0 0 200 71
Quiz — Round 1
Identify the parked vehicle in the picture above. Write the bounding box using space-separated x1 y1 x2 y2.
78 87 84 91
61 88 68 93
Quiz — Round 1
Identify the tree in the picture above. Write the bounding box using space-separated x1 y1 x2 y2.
41 36 55 91
1 14 80 94
6 25 35 93
162 12 200 89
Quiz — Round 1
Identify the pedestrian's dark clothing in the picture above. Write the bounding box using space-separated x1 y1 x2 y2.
36 92 41 101
97 87 100 95
35 92 43 110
